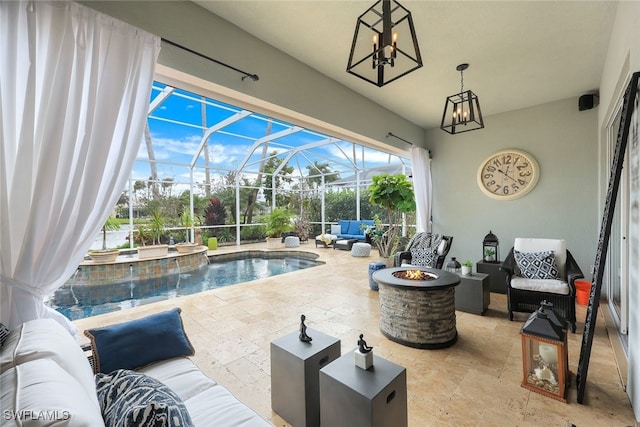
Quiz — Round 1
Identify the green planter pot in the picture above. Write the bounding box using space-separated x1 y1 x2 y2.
208 237 218 250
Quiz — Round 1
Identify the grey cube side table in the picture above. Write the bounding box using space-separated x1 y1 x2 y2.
476 260 507 294
271 328 340 427
319 350 407 427
454 272 490 315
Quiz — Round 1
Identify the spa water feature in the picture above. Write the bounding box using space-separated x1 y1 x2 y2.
47 249 322 320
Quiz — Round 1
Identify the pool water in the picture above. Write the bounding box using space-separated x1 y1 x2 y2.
47 256 322 321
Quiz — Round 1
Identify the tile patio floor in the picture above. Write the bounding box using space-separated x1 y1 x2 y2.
72 242 636 426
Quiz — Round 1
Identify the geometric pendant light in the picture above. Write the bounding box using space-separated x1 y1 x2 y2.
347 0 423 87
440 63 485 134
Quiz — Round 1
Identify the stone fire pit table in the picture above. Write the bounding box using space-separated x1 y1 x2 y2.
372 267 461 349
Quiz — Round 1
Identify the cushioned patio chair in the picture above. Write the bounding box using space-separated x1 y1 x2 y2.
500 238 584 333
393 233 453 269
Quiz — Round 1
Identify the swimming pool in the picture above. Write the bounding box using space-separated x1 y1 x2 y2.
47 253 323 320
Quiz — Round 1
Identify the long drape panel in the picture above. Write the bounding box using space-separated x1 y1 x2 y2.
410 147 432 233
0 1 160 333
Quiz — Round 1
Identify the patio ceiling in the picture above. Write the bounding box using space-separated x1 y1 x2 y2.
194 1 617 129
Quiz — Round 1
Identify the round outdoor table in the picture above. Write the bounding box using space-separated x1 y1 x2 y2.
372 267 461 349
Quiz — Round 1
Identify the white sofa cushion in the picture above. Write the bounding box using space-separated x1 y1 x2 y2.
139 357 270 426
0 319 98 400
511 277 570 295
0 358 105 426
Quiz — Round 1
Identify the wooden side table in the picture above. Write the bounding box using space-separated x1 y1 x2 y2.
271 328 341 427
319 350 407 427
455 272 490 315
476 260 507 294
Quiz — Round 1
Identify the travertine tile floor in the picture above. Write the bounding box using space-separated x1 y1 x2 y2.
73 243 637 426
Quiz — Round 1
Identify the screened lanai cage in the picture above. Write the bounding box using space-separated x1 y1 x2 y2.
106 81 413 249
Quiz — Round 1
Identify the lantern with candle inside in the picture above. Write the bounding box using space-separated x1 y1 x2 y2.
520 301 569 402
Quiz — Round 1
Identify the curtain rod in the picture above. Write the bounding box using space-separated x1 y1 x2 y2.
161 38 259 82
386 132 413 145
386 132 431 158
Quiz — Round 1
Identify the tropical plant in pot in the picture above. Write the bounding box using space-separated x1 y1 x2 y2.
367 174 416 259
265 208 293 248
138 209 168 258
175 210 198 253
88 216 121 262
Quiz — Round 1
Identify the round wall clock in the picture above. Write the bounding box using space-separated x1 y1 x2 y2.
477 149 539 200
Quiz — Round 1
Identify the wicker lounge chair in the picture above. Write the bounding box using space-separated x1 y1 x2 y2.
393 233 453 269
500 238 584 333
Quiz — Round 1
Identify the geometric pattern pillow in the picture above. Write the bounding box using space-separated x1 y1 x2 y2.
0 323 10 348
95 369 195 427
410 247 437 268
514 250 559 280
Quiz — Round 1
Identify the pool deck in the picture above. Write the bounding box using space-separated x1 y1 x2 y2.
72 241 636 426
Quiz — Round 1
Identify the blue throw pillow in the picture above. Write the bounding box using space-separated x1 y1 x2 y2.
347 220 362 236
84 308 194 374
95 369 194 427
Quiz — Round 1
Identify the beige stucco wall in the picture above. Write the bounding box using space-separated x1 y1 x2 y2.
425 98 599 273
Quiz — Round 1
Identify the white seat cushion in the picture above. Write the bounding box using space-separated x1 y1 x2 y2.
139 357 269 426
511 277 570 295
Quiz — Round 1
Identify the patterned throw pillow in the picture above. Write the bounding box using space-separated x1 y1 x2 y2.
95 369 194 427
514 250 559 280
0 323 10 348
410 247 437 268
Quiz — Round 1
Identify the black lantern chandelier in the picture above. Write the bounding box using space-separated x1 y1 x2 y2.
440 63 484 134
347 0 422 87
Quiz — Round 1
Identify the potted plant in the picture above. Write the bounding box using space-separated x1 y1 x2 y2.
265 208 293 249
367 174 416 260
138 209 169 258
484 247 496 262
88 216 121 262
176 210 198 253
461 260 473 276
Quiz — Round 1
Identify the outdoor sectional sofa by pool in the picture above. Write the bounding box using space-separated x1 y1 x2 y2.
332 219 375 242
0 308 269 426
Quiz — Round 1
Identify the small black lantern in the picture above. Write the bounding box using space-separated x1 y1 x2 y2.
446 257 461 273
482 230 499 263
520 301 569 402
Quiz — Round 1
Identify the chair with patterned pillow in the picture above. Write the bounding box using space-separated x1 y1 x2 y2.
500 238 584 332
393 232 453 269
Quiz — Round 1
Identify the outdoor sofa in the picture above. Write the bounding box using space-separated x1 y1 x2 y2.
331 219 375 242
0 309 269 426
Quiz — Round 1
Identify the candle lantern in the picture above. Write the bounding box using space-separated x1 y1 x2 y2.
520 301 569 402
482 230 499 263
446 257 461 273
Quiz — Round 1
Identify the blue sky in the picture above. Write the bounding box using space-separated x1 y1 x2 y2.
131 82 409 195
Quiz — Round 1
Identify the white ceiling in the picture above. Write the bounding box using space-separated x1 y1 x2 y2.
194 1 618 130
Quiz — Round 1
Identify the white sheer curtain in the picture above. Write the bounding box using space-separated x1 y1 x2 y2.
0 1 160 333
410 147 432 233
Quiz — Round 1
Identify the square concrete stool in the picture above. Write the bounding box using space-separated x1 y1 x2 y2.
271 328 341 427
320 350 407 427
351 242 371 257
